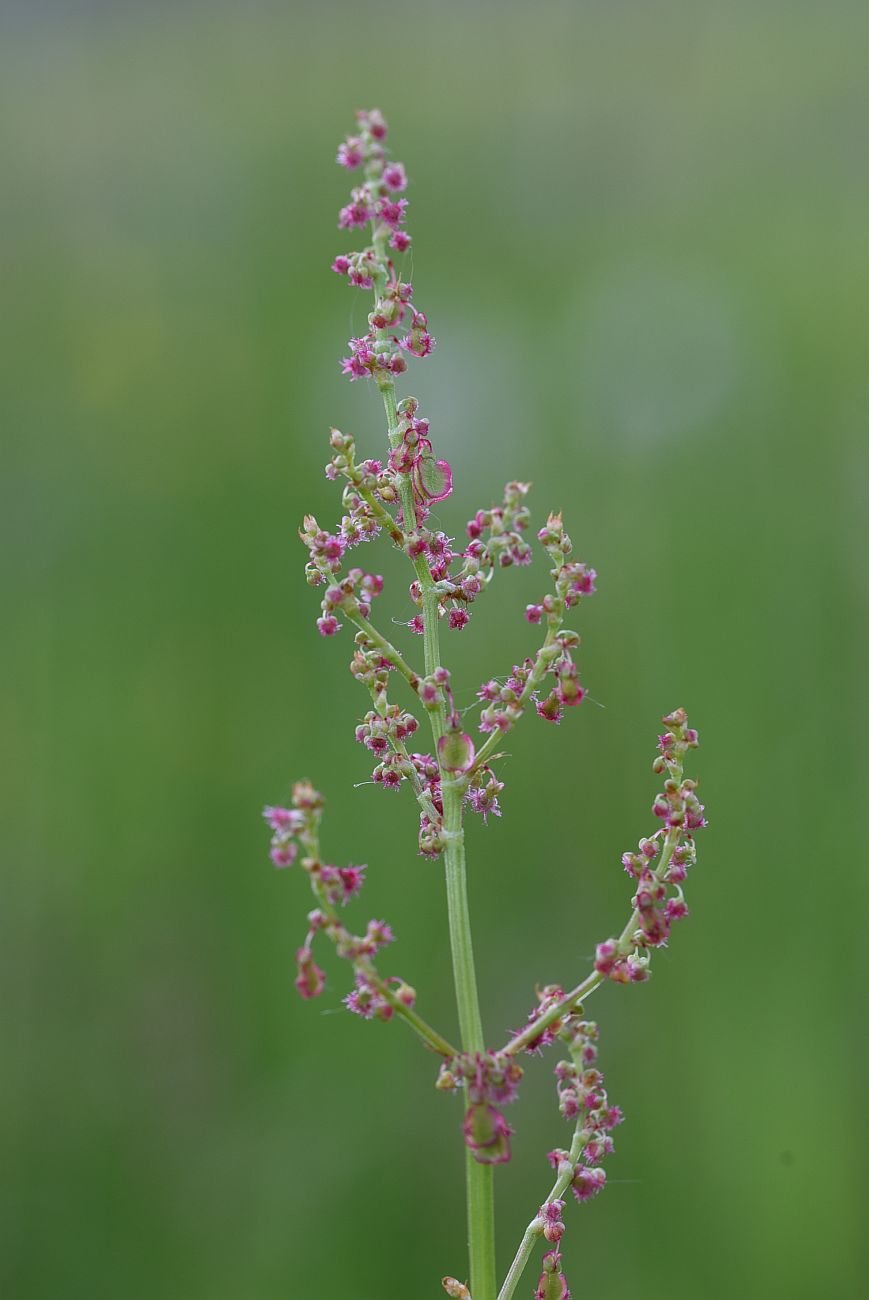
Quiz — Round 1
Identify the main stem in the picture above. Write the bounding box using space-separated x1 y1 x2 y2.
375 365 495 1297
442 779 496 1300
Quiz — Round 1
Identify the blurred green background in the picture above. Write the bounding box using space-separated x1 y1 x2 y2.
2 1 867 1296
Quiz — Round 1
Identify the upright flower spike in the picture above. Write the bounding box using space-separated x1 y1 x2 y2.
262 111 709 1300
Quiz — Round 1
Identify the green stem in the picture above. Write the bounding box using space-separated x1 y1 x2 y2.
368 210 494 1295
497 1112 587 1300
308 867 458 1059
359 961 459 1058
470 622 560 774
499 814 684 1058
345 608 420 690
442 779 496 1300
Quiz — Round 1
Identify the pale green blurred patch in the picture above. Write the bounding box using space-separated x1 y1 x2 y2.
2 2 867 1297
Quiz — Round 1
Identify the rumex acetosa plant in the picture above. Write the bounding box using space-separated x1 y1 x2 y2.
263 109 707 1300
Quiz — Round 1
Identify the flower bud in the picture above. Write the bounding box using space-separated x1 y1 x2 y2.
436 1064 459 1091
442 1280 471 1299
294 947 325 1000
462 1102 512 1164
392 979 416 1007
535 1250 570 1300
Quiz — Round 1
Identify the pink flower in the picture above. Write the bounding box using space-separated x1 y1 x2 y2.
357 108 387 140
540 1199 565 1244
365 919 395 951
316 615 341 636
331 255 351 274
339 864 366 902
400 328 435 358
336 136 364 169
294 947 325 1000
536 693 563 724
270 837 297 868
262 805 299 832
594 939 619 976
390 229 412 253
571 1166 606 1203
338 199 372 230
383 162 407 191
448 608 470 631
378 198 408 229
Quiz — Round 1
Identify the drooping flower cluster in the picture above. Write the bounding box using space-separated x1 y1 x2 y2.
332 109 434 384
262 782 415 1015
595 708 705 983
436 1050 525 1166
503 1019 621 1300
551 1020 623 1189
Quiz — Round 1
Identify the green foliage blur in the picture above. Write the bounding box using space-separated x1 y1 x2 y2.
3 1 867 1296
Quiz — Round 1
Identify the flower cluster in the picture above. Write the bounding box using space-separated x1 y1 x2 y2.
332 110 434 383
356 703 419 758
552 1020 623 1186
324 428 404 536
511 1019 621 1299
404 479 536 630
532 511 597 615
436 1051 524 1166
300 513 385 636
515 984 572 1054
347 654 504 855
344 965 417 1022
466 480 533 569
595 708 705 983
472 512 595 737
262 782 416 1016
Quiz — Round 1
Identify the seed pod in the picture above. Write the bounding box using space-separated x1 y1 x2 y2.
438 730 476 774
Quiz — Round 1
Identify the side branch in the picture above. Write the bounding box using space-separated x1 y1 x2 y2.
470 626 559 774
496 1125 587 1300
346 607 421 691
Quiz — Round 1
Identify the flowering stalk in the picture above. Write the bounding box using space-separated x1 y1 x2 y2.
263 111 708 1300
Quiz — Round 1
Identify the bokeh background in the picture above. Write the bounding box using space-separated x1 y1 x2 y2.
3 1 867 1296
